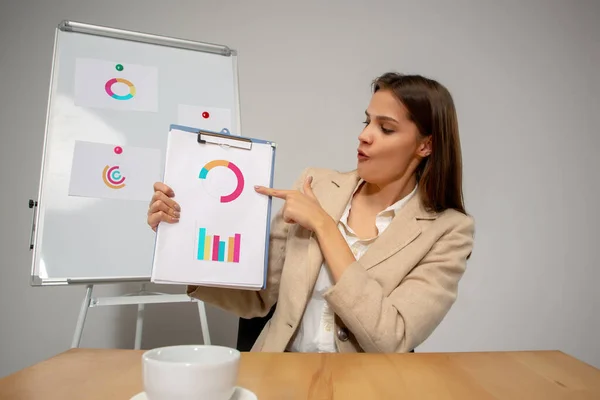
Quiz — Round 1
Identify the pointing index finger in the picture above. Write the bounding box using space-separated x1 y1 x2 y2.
254 186 290 199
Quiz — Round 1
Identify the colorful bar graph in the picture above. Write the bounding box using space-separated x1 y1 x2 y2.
197 228 241 263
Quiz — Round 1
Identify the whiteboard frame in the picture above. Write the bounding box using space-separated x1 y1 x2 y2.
30 21 242 286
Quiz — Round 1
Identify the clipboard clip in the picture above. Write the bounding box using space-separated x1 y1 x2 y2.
197 128 252 150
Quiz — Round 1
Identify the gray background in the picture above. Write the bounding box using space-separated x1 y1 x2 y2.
1 0 599 377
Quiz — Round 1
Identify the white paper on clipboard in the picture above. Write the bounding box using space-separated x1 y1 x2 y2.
151 125 276 290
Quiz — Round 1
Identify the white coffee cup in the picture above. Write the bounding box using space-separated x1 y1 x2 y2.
142 345 240 400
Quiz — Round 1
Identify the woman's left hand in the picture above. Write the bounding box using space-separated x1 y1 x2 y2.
254 176 331 232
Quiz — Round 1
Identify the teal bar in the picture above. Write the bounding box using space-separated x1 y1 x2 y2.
198 228 206 260
218 241 225 262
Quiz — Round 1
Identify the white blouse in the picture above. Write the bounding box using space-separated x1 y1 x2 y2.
288 182 417 352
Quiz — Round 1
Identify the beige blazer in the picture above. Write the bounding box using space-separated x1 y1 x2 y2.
187 167 475 353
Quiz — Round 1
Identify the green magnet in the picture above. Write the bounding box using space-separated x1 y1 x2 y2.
116 64 124 71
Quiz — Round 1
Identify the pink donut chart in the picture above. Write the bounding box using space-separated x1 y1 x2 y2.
199 160 245 203
104 78 136 100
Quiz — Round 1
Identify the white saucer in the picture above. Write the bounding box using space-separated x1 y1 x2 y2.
130 386 257 400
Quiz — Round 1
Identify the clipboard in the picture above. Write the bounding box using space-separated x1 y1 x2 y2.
151 124 277 290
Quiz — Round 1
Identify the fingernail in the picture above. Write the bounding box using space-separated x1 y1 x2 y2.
308 176 313 183
175 204 181 211
254 185 260 190
174 211 180 218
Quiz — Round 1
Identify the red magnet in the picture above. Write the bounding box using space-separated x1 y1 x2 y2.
202 111 210 119
114 146 123 154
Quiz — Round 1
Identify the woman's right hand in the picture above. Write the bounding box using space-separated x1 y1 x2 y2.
147 182 180 231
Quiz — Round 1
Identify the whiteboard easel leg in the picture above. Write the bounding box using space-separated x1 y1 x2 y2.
197 300 211 345
73 286 210 349
71 284 93 348
134 303 145 350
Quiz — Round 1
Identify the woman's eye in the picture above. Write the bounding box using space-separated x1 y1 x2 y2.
362 120 370 126
381 126 394 134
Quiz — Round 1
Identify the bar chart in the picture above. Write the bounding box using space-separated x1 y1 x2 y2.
197 227 241 263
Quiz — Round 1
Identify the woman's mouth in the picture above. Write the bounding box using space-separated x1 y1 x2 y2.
357 149 370 161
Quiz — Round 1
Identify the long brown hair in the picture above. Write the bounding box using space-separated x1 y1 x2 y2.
372 72 466 214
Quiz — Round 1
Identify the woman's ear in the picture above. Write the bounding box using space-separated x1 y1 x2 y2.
417 136 432 158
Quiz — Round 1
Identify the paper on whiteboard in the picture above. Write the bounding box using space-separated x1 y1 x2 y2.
68 140 161 201
152 128 273 289
74 58 159 112
178 104 232 134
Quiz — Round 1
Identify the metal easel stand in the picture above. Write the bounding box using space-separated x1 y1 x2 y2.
71 283 211 349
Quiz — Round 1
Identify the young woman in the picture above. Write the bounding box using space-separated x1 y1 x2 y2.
147 72 475 353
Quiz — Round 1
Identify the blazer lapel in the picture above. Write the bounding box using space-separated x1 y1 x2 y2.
305 171 360 296
358 191 437 270
319 171 361 223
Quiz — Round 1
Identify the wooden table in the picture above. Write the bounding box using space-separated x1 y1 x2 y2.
1 348 599 399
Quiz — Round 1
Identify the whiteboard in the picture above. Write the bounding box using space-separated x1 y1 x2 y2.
30 21 241 285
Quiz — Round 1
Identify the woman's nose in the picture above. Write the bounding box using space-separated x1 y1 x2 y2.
358 128 373 144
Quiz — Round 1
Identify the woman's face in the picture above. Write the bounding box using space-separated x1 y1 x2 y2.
357 89 430 186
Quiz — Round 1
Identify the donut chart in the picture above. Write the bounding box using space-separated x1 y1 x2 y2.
199 160 244 203
105 78 136 100
102 165 126 189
